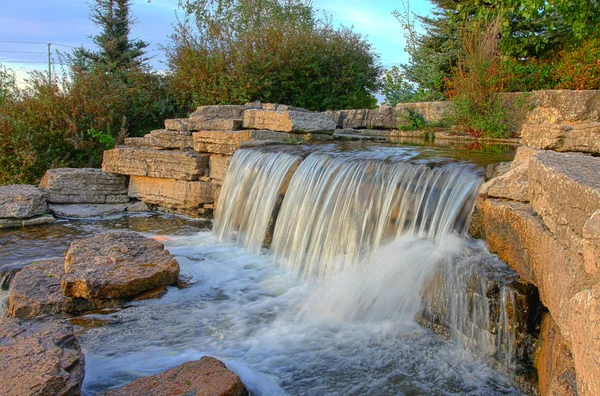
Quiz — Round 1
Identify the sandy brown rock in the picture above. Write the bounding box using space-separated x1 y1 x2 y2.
0 215 56 229
570 284 600 396
0 184 47 219
485 161 512 181
128 176 215 213
0 318 85 396
584 210 600 275
39 168 128 204
535 314 577 396
480 147 538 202
62 232 180 300
210 155 232 181
525 90 600 125
243 109 336 132
165 118 242 132
102 148 209 181
521 123 600 154
193 130 294 155
100 356 248 396
125 130 193 150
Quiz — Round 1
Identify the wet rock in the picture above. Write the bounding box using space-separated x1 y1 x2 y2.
8 259 120 319
128 176 215 215
528 151 600 248
100 356 248 396
570 284 600 395
0 215 56 229
126 200 151 213
103 148 209 181
329 106 408 129
0 184 47 219
39 168 128 204
125 130 193 150
193 130 296 155
535 314 577 396
62 232 180 300
49 204 129 219
0 318 85 396
210 155 232 182
164 118 242 132
243 109 337 133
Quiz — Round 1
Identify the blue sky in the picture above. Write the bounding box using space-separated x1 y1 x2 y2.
0 0 434 83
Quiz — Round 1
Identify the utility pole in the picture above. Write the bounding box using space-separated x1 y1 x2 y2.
47 43 51 83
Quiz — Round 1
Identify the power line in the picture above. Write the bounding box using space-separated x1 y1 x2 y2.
0 50 44 54
0 40 77 48
1 60 47 64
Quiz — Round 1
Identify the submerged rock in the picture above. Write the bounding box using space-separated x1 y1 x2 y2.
0 184 47 219
62 232 179 300
49 204 129 219
100 356 248 396
0 318 85 396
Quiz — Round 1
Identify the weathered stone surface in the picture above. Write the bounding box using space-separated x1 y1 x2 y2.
0 215 56 229
100 356 248 396
125 130 193 150
243 109 336 132
9 259 99 319
49 204 129 219
474 197 598 336
0 318 85 396
0 184 47 219
62 232 180 300
210 155 232 181
535 314 577 396
39 168 128 204
521 123 600 154
525 90 600 125
190 105 251 120
398 101 452 124
103 148 209 181
480 147 538 202
584 210 600 275
165 118 242 132
329 106 408 129
570 284 600 395
128 176 215 212
528 151 600 248
193 130 294 154
485 161 512 181
247 102 308 112
126 200 151 213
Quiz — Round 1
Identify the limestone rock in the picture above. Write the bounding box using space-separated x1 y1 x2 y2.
570 284 600 396
0 184 47 219
329 106 409 129
584 210 600 275
521 123 600 154
164 118 242 132
128 176 215 213
125 130 193 150
126 200 151 213
193 130 294 155
481 163 529 202
243 109 336 133
190 105 251 119
100 356 248 396
39 168 128 204
528 151 600 246
0 318 85 396
246 102 308 112
535 314 577 396
8 259 105 319
0 215 56 229
102 148 209 181
210 155 232 181
485 161 512 181
49 204 129 219
62 232 180 300
398 101 452 124
525 90 600 125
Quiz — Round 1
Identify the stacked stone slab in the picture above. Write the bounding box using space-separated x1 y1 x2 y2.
0 185 55 229
104 104 338 217
474 90 600 395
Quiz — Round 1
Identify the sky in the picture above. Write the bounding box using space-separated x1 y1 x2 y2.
0 0 434 85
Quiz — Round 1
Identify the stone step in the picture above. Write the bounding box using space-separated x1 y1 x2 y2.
102 147 209 181
193 129 299 155
124 129 193 150
39 168 128 204
243 109 337 133
164 118 242 132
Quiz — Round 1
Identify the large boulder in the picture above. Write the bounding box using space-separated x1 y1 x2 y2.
49 204 129 219
102 148 209 181
329 106 408 130
39 168 128 204
128 176 215 215
0 184 47 219
8 259 116 319
0 318 85 396
100 356 248 396
62 232 180 300
189 104 252 119
479 147 538 202
164 118 242 132
521 123 600 154
243 109 337 133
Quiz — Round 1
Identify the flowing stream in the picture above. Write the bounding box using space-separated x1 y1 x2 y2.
1 144 531 395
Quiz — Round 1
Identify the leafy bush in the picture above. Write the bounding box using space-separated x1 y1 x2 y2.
553 38 600 90
381 66 445 106
167 0 382 111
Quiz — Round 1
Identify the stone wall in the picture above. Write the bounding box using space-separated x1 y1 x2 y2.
473 90 600 395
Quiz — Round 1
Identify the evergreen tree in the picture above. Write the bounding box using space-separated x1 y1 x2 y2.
76 0 149 70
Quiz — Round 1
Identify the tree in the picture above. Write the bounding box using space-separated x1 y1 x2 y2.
75 0 149 70
167 0 382 111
